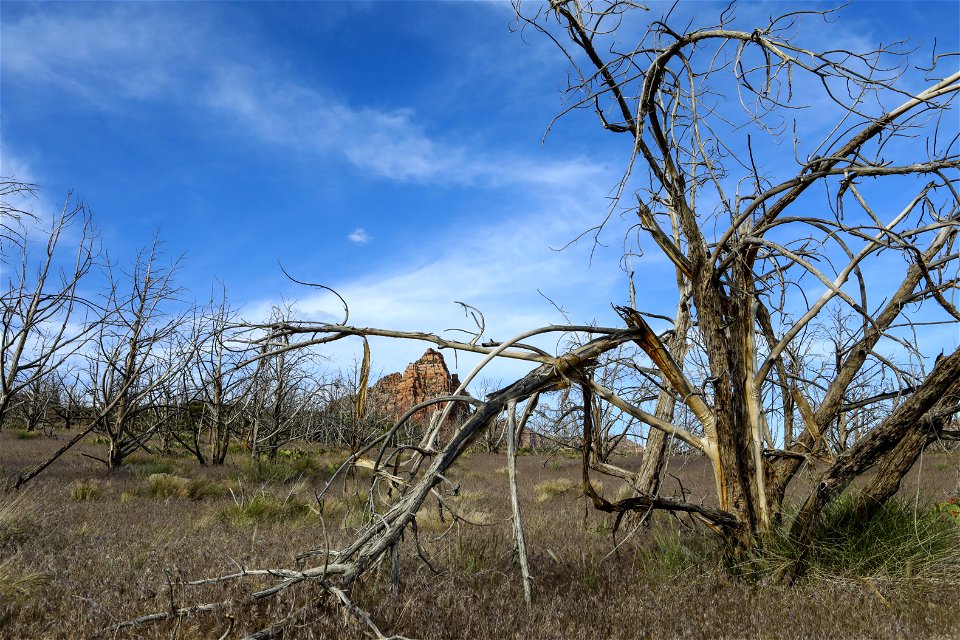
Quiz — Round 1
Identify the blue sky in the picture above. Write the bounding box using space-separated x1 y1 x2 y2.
2 0 958 383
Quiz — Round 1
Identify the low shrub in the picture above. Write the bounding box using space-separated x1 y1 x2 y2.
548 456 576 470
68 479 101 502
243 459 302 484
13 430 41 440
185 477 222 500
750 495 960 584
637 520 721 578
337 489 375 530
218 488 316 526
449 533 507 575
144 473 219 501
144 473 190 499
275 448 309 461
132 459 179 477
288 454 322 478
535 478 575 502
614 483 636 501
227 441 249 455
415 498 493 533
0 558 49 599
313 496 346 520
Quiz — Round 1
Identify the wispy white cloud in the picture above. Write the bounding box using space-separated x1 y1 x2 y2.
1 154 44 221
348 228 370 244
202 64 608 189
1 6 206 109
0 151 91 247
3 6 607 191
241 186 676 383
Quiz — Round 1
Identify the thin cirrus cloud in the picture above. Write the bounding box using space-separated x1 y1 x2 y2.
1 6 205 107
202 66 606 189
2 5 606 192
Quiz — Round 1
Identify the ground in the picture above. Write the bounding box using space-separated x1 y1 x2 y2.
1 429 958 639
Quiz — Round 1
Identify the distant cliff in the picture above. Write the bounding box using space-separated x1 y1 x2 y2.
372 349 471 434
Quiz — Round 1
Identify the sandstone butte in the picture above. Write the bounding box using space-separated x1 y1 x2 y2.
371 348 472 438
371 348 643 453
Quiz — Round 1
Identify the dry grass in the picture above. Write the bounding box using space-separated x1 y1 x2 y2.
534 477 576 502
415 491 495 533
0 431 958 639
68 478 101 502
0 493 34 544
0 492 48 627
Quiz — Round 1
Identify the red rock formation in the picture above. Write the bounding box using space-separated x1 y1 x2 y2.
372 349 471 437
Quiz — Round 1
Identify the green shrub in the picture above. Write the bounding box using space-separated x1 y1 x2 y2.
934 496 960 521
243 459 301 484
227 441 249 455
318 460 344 477
14 429 42 440
144 473 191 499
337 490 374 529
535 478 575 502
637 521 720 578
185 477 222 500
450 535 504 575
275 448 309 460
289 455 322 478
69 479 101 502
313 497 346 520
260 451 345 481
751 496 960 583
219 489 316 526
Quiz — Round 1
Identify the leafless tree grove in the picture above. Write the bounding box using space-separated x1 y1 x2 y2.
1 185 98 427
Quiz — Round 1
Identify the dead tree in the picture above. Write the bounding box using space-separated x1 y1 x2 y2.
513 0 960 550
109 1 959 636
87 237 189 468
245 304 324 460
0 186 99 427
187 288 255 464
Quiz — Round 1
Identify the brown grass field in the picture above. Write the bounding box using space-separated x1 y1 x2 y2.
1 429 959 639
